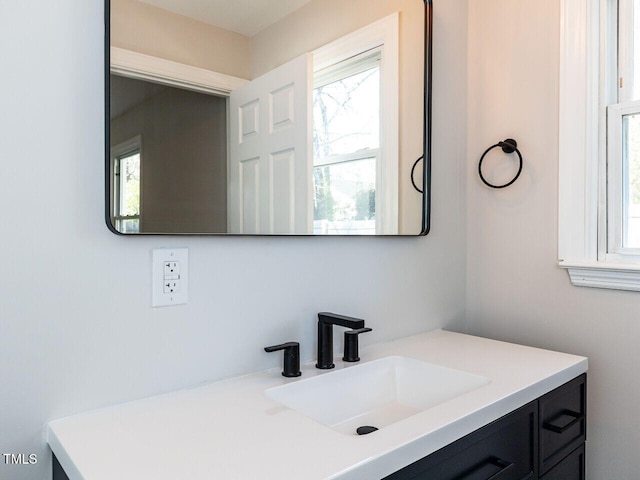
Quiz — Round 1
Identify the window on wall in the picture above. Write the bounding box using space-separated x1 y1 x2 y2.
111 137 141 233
559 0 640 290
607 0 640 257
312 50 381 235
607 103 640 254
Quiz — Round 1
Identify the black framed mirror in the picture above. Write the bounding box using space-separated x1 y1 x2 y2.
105 0 432 236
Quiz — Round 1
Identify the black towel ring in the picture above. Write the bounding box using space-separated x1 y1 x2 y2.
411 155 424 193
478 138 523 189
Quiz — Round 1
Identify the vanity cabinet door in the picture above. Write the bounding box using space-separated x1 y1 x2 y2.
540 444 585 480
538 374 586 475
384 401 537 480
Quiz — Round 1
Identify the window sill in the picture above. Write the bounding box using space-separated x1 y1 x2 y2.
560 261 640 292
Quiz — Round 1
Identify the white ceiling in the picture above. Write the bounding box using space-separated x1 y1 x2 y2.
137 0 313 37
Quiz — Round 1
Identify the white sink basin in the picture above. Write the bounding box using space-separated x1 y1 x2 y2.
265 356 490 435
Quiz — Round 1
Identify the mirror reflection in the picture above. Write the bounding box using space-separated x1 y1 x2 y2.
108 0 429 235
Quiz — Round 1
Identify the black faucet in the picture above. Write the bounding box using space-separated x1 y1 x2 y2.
343 327 372 362
264 342 301 377
316 312 371 369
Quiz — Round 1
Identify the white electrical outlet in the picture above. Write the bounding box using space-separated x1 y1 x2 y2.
152 248 188 307
164 261 180 276
163 279 180 294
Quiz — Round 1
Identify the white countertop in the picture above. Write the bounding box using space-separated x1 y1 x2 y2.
47 330 588 480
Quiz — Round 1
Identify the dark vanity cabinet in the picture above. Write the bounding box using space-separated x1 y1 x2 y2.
385 374 586 480
52 454 70 480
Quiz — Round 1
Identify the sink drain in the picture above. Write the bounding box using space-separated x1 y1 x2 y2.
356 426 378 435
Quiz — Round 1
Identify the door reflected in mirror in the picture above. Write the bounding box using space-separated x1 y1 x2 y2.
107 0 431 235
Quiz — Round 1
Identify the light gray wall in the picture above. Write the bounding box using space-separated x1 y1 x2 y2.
466 0 638 478
0 1 468 480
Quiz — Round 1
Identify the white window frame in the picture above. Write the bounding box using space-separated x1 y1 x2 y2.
607 100 640 259
558 0 640 291
312 49 382 235
312 13 399 235
111 135 142 232
618 0 637 104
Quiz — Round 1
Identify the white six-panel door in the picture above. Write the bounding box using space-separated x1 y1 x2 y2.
228 54 313 234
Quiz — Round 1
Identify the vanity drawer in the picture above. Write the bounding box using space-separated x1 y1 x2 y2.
538 374 586 475
384 401 537 480
540 444 585 480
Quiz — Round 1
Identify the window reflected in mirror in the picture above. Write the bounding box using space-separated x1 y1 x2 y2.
111 136 141 233
313 51 381 235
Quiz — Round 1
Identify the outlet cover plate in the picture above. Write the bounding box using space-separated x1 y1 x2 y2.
152 248 188 307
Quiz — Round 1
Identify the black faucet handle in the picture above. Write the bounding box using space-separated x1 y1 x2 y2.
343 328 372 362
264 342 302 377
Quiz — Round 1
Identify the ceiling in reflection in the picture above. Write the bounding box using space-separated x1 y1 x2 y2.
110 75 168 119
137 0 313 36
